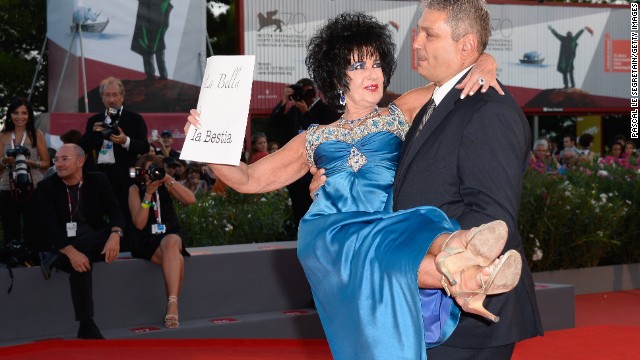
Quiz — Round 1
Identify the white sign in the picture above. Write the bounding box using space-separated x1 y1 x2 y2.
180 56 256 165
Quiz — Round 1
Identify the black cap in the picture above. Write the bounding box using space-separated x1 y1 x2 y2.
161 130 172 138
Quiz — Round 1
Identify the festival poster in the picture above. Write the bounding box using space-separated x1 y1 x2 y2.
486 3 629 112
242 0 630 113
243 0 419 111
47 0 205 114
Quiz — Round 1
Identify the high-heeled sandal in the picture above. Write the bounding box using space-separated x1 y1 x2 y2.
435 220 508 285
441 249 522 323
164 296 179 329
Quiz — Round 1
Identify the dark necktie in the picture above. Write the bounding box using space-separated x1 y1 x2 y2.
414 97 436 139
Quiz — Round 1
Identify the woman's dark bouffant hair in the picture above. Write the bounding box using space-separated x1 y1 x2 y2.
305 12 397 107
2 98 38 147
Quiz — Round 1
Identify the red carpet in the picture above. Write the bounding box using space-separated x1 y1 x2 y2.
2 290 638 359
512 290 640 359
0 339 333 360
512 325 639 359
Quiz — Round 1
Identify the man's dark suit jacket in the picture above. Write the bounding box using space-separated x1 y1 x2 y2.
393 77 544 347
38 172 125 250
80 108 149 196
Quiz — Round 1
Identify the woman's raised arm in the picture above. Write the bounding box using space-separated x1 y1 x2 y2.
185 110 310 194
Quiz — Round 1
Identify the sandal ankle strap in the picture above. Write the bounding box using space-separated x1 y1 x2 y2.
441 231 459 251
441 275 452 297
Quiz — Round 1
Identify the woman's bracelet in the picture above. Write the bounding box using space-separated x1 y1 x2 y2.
141 199 155 209
35 160 41 169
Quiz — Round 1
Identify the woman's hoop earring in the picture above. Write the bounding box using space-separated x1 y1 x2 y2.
339 90 346 106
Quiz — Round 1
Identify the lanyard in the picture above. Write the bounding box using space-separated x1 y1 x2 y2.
11 132 26 149
152 190 162 224
66 179 83 221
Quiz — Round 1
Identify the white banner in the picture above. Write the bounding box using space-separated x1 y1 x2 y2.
242 0 630 113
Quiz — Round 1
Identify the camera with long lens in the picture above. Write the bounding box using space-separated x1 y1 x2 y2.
0 239 33 268
6 146 32 186
130 163 166 181
288 84 316 102
288 83 306 102
100 107 121 139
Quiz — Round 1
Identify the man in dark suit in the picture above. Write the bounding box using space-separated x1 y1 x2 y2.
81 76 149 249
38 144 125 339
393 1 543 358
268 78 340 228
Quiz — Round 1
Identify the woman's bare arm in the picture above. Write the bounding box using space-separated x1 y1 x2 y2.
393 53 503 124
393 83 437 125
185 110 311 194
207 132 310 194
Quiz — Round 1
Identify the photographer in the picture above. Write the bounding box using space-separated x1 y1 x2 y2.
268 78 339 146
128 154 194 328
0 98 50 258
80 77 149 249
267 78 340 229
38 144 124 339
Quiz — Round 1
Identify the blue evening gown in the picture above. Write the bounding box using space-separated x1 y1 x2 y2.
297 104 461 360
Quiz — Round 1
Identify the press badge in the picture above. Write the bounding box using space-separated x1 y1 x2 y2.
151 223 166 234
66 222 78 237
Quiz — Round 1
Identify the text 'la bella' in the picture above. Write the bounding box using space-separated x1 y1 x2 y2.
202 66 243 89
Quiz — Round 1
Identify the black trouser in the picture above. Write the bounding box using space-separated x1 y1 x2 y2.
96 164 133 251
54 228 109 321
0 190 37 252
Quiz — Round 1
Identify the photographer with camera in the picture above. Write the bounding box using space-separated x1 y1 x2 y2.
0 98 50 261
267 79 340 229
38 144 125 339
80 77 149 249
268 78 339 147
128 153 194 329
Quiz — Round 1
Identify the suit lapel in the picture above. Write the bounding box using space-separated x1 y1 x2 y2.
395 84 464 193
404 92 457 164
394 98 429 192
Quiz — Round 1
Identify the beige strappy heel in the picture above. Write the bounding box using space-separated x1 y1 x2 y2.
441 249 522 323
164 295 179 329
435 220 508 285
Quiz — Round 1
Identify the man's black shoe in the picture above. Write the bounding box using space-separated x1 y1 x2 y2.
39 251 58 280
77 320 105 339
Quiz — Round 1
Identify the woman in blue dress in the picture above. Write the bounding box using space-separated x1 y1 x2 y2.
188 12 522 360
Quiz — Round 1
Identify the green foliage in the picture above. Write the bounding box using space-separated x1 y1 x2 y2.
520 159 640 271
173 158 639 271
207 1 237 55
0 0 48 117
175 189 296 247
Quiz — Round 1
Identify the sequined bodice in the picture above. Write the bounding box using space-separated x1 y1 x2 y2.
304 104 409 214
